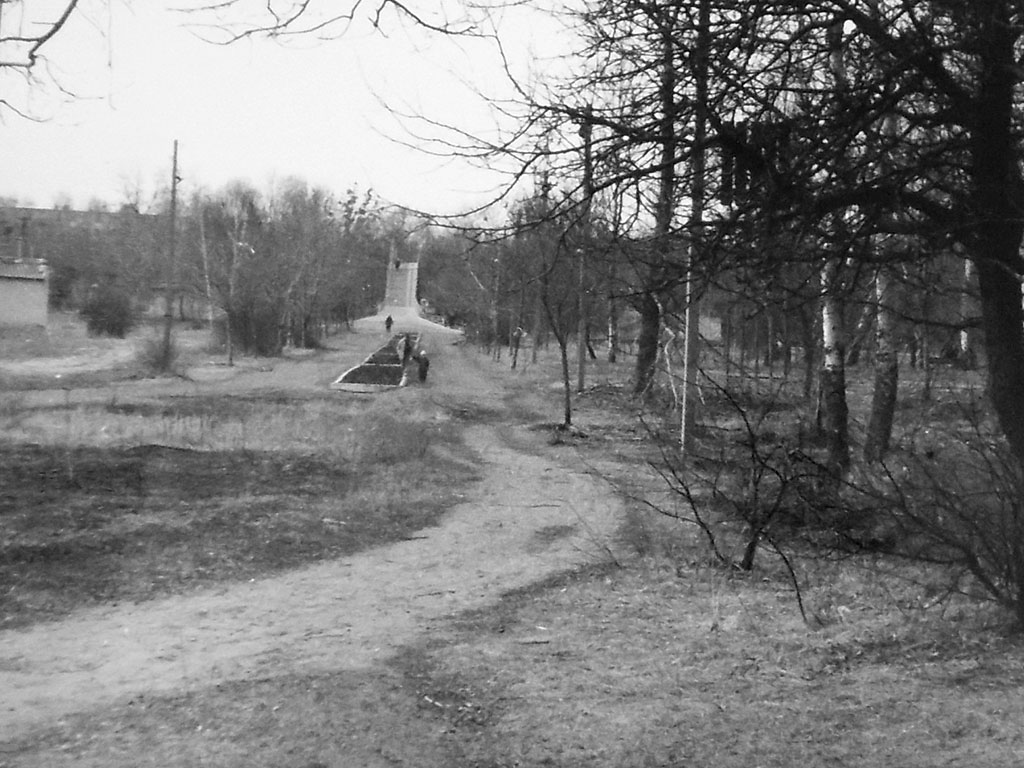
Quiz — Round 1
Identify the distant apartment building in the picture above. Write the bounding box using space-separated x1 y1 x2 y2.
0 206 130 256
0 205 159 323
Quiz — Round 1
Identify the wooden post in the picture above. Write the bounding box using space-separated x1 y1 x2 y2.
161 140 179 371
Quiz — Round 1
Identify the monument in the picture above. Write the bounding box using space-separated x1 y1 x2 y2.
333 247 461 391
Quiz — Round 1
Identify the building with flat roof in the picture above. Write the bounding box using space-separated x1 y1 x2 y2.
0 258 49 327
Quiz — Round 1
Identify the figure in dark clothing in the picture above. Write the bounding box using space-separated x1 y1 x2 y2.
402 334 413 363
385 315 393 333
417 352 430 382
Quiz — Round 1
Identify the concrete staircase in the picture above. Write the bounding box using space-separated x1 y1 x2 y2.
382 261 418 311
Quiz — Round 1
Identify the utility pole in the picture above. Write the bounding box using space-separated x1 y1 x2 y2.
160 140 179 371
577 105 594 393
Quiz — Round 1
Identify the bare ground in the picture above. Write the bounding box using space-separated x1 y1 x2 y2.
0 337 624 750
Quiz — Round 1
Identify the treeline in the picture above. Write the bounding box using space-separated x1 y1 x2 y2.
180 181 389 356
413 1 1024 622
411 1 1003 468
29 180 403 353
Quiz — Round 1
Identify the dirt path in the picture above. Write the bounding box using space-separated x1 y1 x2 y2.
0 343 623 744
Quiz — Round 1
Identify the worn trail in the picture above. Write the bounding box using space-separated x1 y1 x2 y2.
0 346 623 743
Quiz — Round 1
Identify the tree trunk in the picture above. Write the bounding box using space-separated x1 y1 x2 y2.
752 314 761 384
586 326 598 360
634 10 678 399
971 5 1024 465
198 209 215 329
864 107 901 462
920 327 933 402
819 18 851 475
679 0 709 454
799 305 817 401
577 110 594 393
160 141 179 373
864 267 898 463
531 284 544 365
559 334 573 427
976 260 1024 460
226 307 235 366
541 259 573 428
918 264 934 402
959 257 979 370
738 316 749 382
820 259 850 474
722 308 733 384
845 300 875 367
633 291 661 397
781 311 793 379
607 280 619 364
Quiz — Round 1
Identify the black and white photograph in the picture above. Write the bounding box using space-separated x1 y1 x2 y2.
2 2 1024 766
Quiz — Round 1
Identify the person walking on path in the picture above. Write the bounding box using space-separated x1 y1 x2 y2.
385 315 393 333
417 351 430 382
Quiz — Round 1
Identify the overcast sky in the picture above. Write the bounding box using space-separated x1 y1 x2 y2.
2 2 564 215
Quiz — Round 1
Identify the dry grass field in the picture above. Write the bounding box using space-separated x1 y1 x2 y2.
2 315 1023 767
0 316 477 631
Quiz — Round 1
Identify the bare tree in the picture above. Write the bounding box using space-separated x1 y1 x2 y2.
185 0 479 42
190 0 1024 476
0 0 86 116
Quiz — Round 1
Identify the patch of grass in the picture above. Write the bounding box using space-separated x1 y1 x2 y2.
3 392 426 455
400 559 1024 768
0 391 27 423
443 402 508 424
0 391 478 629
0 366 140 392
135 333 182 374
0 313 113 360
13 558 1022 768
7 666 460 768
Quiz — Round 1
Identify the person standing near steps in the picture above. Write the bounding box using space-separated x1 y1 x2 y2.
385 315 393 333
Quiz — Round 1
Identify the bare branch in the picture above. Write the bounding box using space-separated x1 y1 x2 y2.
0 0 81 69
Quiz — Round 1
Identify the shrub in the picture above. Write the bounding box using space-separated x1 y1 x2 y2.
231 303 283 356
857 428 1024 626
80 286 136 338
136 334 180 374
648 373 1024 627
